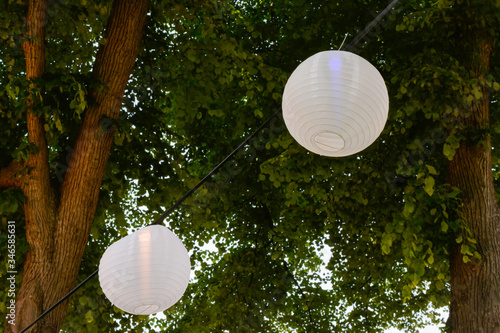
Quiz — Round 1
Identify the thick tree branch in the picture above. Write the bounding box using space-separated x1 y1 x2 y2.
22 0 55 267
33 0 149 330
6 1 57 333
56 0 149 256
22 0 54 242
447 31 500 332
0 161 25 189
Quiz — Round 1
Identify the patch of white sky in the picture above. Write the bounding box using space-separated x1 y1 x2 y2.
315 239 448 333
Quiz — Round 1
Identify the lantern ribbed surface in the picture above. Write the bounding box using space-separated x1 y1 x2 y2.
282 50 389 157
99 225 191 315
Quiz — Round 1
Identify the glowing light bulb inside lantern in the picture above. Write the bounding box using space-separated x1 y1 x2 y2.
282 50 389 157
138 230 151 242
137 228 155 314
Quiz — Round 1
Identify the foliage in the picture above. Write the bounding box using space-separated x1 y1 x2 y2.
0 0 499 332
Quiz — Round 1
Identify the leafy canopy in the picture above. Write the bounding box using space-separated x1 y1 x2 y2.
1 0 499 332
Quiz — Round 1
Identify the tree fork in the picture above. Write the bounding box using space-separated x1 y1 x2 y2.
6 0 150 332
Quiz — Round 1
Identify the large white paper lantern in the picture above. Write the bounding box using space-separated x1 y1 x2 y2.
282 50 389 157
99 225 191 315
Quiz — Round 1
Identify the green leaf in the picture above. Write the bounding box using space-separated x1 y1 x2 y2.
416 263 425 277
441 221 448 232
403 200 415 217
79 296 88 306
467 237 477 244
402 285 412 301
424 176 435 196
443 143 455 160
426 165 438 175
85 310 93 323
494 124 500 133
460 244 471 255
55 119 63 132
187 49 197 62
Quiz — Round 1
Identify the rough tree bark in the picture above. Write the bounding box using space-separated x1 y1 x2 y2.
447 30 500 332
2 0 149 332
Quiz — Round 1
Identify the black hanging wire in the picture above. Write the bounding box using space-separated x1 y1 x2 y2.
19 1 401 330
20 271 99 333
149 110 282 227
344 0 400 51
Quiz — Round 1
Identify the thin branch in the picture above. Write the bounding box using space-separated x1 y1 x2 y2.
262 204 317 331
282 261 316 331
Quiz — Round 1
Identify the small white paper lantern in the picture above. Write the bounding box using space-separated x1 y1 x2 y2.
99 225 191 315
282 50 389 157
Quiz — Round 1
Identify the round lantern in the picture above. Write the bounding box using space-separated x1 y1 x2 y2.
99 225 191 315
282 50 389 157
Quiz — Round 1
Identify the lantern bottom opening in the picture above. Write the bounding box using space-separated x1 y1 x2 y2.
313 131 345 152
134 304 160 315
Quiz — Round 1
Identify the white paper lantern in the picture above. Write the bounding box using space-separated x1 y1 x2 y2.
282 50 389 157
99 225 191 315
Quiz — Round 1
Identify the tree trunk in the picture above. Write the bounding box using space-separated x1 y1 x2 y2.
4 0 149 332
447 32 500 333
